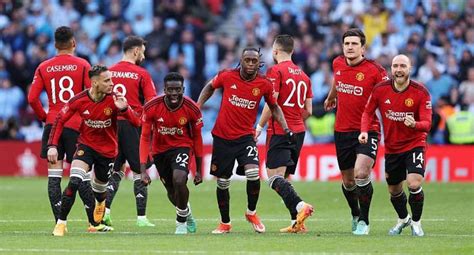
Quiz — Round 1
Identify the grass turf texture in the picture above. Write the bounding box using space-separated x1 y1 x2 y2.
0 177 473 254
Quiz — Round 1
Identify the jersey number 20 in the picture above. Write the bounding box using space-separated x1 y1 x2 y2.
283 78 307 108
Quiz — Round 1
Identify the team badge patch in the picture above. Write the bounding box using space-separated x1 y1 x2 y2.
405 98 414 107
179 117 187 125
356 72 364 81
76 150 84 156
104 107 113 116
252 88 260 96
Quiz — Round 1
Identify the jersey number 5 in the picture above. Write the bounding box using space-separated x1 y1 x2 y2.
283 78 307 108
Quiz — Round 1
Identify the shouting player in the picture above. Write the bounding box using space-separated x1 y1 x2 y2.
49 65 140 236
324 28 388 235
198 47 293 234
140 72 203 234
28 26 95 227
255 35 314 233
105 36 157 227
359 54 431 237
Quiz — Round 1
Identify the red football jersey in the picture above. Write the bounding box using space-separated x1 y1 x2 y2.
28 54 91 131
211 69 277 140
140 96 203 163
48 91 140 158
332 56 388 132
361 80 432 154
109 61 156 120
266 60 313 134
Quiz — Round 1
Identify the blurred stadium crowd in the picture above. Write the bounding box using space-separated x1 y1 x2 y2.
0 0 473 144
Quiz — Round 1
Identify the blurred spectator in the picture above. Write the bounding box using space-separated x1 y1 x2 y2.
445 104 474 144
0 76 24 121
80 2 105 40
0 117 24 140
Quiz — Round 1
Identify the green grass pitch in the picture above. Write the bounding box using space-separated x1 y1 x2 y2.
0 177 473 254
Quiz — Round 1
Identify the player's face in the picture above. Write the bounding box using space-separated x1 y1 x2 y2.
96 71 114 94
240 51 259 77
343 36 365 60
271 42 280 64
164 80 184 106
134 45 146 65
391 56 411 85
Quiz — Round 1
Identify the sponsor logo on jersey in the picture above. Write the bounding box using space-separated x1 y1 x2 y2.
252 88 260 96
83 110 90 115
158 126 184 136
229 94 257 109
336 81 363 96
405 98 414 107
46 65 78 72
231 84 237 89
384 99 391 104
110 71 139 80
84 119 112 128
385 110 414 122
76 150 84 156
104 107 113 116
356 72 365 81
179 117 187 125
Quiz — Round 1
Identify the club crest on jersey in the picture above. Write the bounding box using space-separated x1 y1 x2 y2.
252 88 260 96
76 150 84 156
104 107 113 116
405 98 414 107
179 117 187 125
356 72 364 81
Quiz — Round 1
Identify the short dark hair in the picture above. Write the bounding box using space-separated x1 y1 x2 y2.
242 47 260 56
274 34 294 53
164 72 184 85
88 65 108 79
342 28 366 46
123 36 146 52
54 26 74 49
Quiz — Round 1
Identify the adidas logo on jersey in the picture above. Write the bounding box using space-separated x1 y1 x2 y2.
336 71 341 75
83 110 90 115
385 99 391 104
231 84 237 89
157 117 164 122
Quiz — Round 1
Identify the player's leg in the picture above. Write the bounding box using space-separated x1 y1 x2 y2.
172 168 190 234
335 132 360 231
210 136 235 234
62 128 95 227
52 158 90 236
406 148 426 236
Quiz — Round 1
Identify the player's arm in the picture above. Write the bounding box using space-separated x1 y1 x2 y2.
324 78 337 111
46 103 77 164
358 93 379 144
405 94 432 131
139 108 153 185
191 115 204 186
28 68 47 121
141 72 157 102
197 79 216 107
303 98 312 120
255 92 279 139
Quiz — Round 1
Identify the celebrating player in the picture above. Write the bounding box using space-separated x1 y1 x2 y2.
255 35 314 233
139 72 203 234
28 26 95 227
198 47 293 234
359 54 431 237
324 28 388 235
104 36 157 227
48 65 140 236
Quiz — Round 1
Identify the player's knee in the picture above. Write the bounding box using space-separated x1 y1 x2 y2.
91 179 108 193
408 182 422 192
70 167 86 185
267 175 284 188
245 168 260 181
216 178 230 190
173 175 187 187
355 177 371 187
342 180 356 190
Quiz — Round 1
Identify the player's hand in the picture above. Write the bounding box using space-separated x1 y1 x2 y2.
254 124 263 141
140 171 151 186
285 128 296 144
404 115 416 128
324 97 336 111
194 170 203 186
47 147 58 164
113 92 128 111
358 132 368 144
